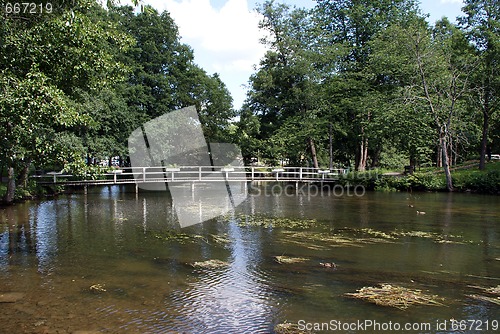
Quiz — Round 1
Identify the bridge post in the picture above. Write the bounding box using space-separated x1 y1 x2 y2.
198 166 202 181
113 172 117 184
251 167 255 181
142 167 146 182
299 168 303 181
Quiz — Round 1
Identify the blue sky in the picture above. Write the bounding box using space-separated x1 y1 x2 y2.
140 0 465 110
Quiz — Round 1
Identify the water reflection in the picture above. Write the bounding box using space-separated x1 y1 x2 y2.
159 218 277 333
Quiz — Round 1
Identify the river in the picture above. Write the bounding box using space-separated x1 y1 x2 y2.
0 184 499 333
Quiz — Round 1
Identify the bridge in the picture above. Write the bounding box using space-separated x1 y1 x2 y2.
33 166 347 190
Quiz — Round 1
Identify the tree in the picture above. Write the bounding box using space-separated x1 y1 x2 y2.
372 18 475 191
0 1 133 202
313 0 420 170
459 0 500 170
245 1 324 167
112 6 235 145
0 69 89 202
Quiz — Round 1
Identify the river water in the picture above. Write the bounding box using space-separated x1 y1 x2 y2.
0 184 499 333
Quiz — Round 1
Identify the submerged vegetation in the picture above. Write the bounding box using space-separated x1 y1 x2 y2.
345 284 445 309
235 213 317 229
468 285 500 306
274 256 309 265
274 322 314 334
190 259 229 269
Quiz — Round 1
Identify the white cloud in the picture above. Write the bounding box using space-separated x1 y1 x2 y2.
140 0 266 108
146 0 266 70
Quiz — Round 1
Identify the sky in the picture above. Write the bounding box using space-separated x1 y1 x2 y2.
137 0 466 110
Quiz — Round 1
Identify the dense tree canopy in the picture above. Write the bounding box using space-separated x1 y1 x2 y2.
0 1 235 202
239 0 499 186
1 0 498 201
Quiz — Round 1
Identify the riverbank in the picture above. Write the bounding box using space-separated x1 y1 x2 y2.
340 161 500 194
0 181 63 205
1 161 498 204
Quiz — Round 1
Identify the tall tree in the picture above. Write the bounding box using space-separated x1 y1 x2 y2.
246 1 323 167
372 18 475 191
0 1 133 202
112 5 235 144
313 0 420 170
459 0 500 170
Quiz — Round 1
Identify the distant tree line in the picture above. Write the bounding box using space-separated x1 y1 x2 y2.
236 0 499 191
0 0 234 202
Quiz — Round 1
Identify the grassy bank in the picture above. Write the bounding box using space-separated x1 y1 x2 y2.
340 161 500 194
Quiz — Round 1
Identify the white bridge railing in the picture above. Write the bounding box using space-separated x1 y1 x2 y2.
34 166 348 184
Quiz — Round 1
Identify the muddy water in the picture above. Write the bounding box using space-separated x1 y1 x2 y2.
0 185 499 333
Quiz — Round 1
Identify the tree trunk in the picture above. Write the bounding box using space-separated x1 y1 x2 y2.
479 110 489 170
371 146 381 169
448 135 453 167
357 136 368 172
3 166 16 204
409 155 417 169
17 159 31 189
440 132 453 192
308 137 319 169
437 143 442 168
329 123 333 170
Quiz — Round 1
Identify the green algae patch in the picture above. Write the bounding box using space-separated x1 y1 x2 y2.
235 213 317 230
274 255 309 264
346 283 445 310
209 233 230 244
283 231 361 247
190 259 229 269
149 230 204 244
467 285 500 306
275 322 315 334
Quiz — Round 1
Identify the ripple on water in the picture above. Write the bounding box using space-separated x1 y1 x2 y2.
165 264 279 333
95 263 280 333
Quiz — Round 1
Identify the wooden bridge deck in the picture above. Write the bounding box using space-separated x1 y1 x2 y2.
33 166 347 187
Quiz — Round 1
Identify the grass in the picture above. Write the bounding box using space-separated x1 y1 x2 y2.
349 161 500 193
